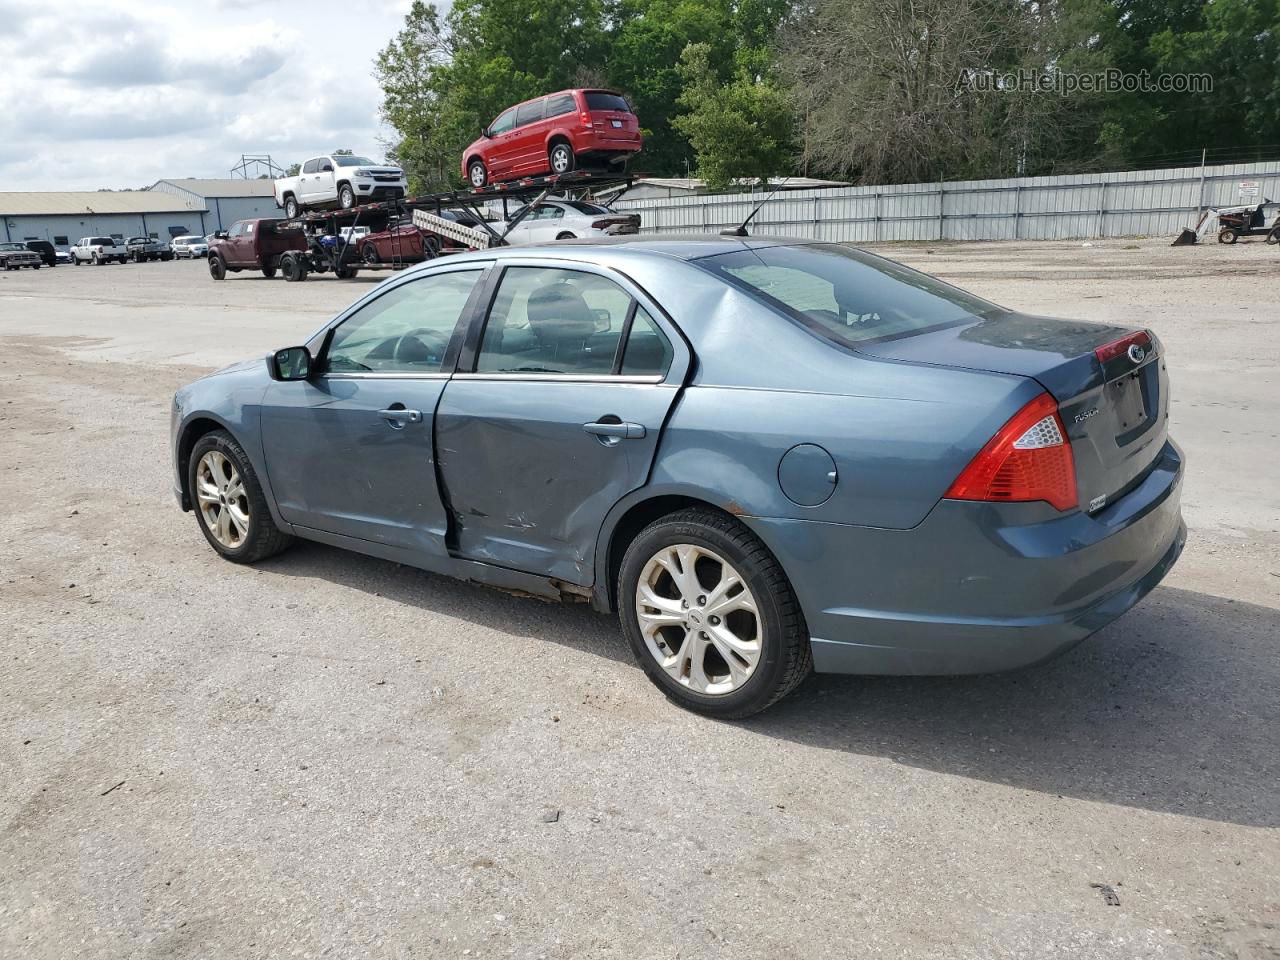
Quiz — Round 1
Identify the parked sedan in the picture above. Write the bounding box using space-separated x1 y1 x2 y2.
502 200 639 244
171 238 1185 717
171 235 209 259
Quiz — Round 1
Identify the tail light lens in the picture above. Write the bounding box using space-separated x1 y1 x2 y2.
1094 330 1151 365
580 111 593 127
944 393 1078 511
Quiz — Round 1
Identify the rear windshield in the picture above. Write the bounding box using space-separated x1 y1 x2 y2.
90 237 115 245
697 244 1000 346
562 201 611 215
584 91 630 113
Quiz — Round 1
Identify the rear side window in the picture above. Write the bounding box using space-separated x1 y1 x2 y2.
584 91 630 112
515 99 545 127
698 244 1000 346
476 267 633 375
54 236 68 245
620 307 673 376
546 93 576 118
302 158 319 174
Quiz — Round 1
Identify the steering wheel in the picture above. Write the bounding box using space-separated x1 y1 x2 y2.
392 327 449 364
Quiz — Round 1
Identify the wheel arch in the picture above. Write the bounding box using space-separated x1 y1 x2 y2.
593 489 755 614
176 415 233 510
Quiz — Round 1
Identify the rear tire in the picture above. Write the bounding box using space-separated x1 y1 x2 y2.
618 508 812 718
362 245 380 265
556 232 577 240
1268 227 1280 245
549 142 575 176
208 255 226 281
281 252 308 282
189 430 293 564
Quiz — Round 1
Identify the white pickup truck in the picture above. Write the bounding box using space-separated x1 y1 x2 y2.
274 154 408 218
70 236 129 265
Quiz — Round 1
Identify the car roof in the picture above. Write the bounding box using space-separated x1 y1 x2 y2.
427 234 817 266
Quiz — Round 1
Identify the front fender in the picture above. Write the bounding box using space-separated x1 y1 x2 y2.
172 365 286 530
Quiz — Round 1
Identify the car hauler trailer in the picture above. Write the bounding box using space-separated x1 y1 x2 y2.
267 171 633 283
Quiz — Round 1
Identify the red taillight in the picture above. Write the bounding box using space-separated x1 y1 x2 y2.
1094 330 1151 364
580 111 593 127
945 393 1078 511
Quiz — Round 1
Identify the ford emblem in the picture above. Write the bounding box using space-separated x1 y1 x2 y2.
1127 343 1146 364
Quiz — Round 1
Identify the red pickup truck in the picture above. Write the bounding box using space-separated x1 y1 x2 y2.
208 219 307 280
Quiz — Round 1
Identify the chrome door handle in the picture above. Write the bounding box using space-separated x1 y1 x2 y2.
583 420 645 439
379 408 422 428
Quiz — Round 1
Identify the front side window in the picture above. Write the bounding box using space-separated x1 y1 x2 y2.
489 108 516 136
325 269 482 374
476 267 635 375
697 244 1001 346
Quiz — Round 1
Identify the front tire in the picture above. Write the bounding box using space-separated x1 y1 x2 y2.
468 160 488 188
338 184 355 209
618 508 812 718
189 430 293 564
284 196 300 219
208 255 226 281
1219 227 1239 244
261 263 277 278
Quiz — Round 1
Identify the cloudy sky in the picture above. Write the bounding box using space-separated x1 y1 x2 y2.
0 0 421 190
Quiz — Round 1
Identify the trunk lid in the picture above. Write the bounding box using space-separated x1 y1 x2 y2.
861 313 1171 514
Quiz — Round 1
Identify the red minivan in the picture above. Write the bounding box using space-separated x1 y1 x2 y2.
461 89 642 187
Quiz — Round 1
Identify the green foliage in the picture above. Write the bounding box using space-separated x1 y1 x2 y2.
374 0 1280 190
672 43 792 189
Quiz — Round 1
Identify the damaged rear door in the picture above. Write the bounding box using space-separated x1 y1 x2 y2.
436 261 687 585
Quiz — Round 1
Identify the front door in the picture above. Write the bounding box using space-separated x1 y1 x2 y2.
260 265 488 557
436 262 684 584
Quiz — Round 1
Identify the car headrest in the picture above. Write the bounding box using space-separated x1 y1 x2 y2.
527 283 596 345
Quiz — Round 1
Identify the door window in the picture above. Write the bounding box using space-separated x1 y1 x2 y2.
620 307 673 376
515 99 545 127
475 267 636 375
302 158 319 174
325 270 482 374
489 109 516 136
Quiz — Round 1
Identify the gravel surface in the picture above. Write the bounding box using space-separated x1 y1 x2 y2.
1 242 1276 959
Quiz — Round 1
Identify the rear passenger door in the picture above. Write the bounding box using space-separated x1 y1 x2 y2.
511 98 548 174
435 261 687 584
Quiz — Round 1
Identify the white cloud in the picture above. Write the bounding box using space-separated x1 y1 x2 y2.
0 0 415 189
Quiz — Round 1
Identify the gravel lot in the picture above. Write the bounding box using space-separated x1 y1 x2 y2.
1 239 1277 959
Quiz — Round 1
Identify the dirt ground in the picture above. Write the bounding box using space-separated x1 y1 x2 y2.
0 238 1277 959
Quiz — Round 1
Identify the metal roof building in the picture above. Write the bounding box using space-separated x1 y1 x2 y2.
0 191 207 248
149 179 281 232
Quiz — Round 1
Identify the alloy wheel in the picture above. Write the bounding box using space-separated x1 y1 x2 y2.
635 543 762 696
195 450 250 549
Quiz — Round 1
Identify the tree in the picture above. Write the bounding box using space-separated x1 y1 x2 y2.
672 43 793 188
284 163 301 177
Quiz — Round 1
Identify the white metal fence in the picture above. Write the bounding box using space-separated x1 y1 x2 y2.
612 161 1280 242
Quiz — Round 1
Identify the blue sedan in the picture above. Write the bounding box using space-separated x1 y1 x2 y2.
171 238 1185 717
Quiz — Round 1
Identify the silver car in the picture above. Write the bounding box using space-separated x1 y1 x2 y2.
171 237 1184 717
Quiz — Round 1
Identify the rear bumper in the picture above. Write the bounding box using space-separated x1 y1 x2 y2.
571 131 643 156
745 439 1186 675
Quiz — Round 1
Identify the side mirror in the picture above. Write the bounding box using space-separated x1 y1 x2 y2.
481 127 490 138
320 163 334 173
213 231 228 240
269 346 312 381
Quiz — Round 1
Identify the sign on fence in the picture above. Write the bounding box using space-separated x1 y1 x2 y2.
1238 180 1260 199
